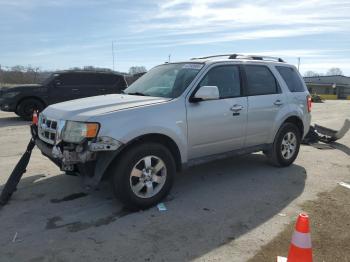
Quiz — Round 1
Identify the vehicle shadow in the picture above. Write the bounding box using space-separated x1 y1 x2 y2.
0 115 28 128
331 142 350 156
0 153 306 262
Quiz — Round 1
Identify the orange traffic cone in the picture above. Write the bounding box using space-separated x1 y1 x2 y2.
32 110 38 125
277 213 313 262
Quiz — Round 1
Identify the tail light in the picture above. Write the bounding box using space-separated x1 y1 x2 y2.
307 95 312 112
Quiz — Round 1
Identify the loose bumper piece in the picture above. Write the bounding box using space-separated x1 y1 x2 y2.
303 119 350 144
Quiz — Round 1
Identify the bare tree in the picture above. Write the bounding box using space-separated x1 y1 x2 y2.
304 71 319 77
326 68 343 76
129 66 147 75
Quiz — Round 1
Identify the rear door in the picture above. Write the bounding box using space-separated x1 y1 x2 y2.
187 64 248 159
243 64 286 146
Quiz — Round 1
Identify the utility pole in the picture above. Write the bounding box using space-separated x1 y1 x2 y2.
112 41 116 71
168 54 171 63
297 57 301 71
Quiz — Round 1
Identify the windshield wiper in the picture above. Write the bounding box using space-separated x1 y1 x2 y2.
125 92 150 96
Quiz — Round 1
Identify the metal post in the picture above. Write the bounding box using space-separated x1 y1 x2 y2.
112 41 116 71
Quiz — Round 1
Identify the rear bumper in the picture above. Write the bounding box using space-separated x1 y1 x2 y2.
303 113 312 139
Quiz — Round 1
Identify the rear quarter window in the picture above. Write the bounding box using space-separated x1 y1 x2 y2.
276 66 306 92
244 65 278 96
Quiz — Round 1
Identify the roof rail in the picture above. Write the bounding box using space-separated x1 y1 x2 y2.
191 53 285 63
191 54 234 60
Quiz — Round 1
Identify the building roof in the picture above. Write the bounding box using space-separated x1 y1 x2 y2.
304 75 350 86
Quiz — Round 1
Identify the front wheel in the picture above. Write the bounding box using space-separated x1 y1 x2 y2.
266 123 301 167
17 98 45 120
110 143 175 210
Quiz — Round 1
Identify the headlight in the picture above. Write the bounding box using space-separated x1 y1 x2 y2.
62 121 100 143
2 91 20 98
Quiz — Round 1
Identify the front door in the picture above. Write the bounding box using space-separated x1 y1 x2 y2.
48 73 83 104
187 65 248 159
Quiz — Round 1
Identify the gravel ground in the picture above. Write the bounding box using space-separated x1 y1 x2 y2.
249 185 350 261
0 100 349 262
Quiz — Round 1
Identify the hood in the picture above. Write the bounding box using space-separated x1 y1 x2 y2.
43 94 171 121
0 84 43 92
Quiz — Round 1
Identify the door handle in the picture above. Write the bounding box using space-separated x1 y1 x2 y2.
72 88 79 92
274 100 283 106
230 104 244 112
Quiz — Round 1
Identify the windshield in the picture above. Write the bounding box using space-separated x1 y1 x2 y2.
124 63 203 98
40 73 58 85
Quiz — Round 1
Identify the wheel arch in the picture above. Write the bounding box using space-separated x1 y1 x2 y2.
282 115 304 137
101 133 182 182
16 96 47 112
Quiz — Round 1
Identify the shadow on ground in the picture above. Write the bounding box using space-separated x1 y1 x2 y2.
331 141 350 156
0 153 306 262
0 115 28 128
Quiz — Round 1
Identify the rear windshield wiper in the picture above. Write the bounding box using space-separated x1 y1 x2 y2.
125 92 150 96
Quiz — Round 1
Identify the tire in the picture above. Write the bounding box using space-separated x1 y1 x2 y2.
17 98 45 120
266 123 301 167
110 143 176 210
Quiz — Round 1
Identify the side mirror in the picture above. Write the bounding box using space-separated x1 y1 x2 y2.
191 86 219 102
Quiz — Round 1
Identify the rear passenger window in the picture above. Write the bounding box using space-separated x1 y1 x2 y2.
198 66 241 99
244 65 278 96
276 66 306 92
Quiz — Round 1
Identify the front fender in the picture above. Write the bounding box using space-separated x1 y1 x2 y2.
90 99 188 163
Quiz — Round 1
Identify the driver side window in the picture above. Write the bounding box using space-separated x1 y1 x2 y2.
198 65 241 99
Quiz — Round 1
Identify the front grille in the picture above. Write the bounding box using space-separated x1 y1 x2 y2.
38 114 59 145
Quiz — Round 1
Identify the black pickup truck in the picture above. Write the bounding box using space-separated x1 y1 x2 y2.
0 70 127 119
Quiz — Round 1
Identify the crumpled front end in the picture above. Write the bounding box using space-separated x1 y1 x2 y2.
35 113 123 188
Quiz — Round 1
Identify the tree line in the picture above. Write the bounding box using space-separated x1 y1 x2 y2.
0 65 147 85
304 67 343 77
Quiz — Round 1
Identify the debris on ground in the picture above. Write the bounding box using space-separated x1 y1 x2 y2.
12 232 18 243
303 119 350 144
311 94 323 103
338 182 350 190
0 124 37 206
157 203 167 211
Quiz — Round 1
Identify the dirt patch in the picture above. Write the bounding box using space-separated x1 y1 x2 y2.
249 186 350 262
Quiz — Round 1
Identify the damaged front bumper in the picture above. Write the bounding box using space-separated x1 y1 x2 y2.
35 136 123 189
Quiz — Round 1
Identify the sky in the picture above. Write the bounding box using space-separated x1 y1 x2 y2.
0 0 349 75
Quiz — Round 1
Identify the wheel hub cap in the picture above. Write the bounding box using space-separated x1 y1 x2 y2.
281 132 297 160
129 156 167 199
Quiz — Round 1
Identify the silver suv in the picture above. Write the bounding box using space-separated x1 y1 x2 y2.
36 54 312 209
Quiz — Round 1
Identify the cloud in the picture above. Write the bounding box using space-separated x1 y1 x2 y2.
136 0 350 38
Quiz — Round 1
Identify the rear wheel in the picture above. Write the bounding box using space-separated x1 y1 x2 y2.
110 143 175 210
17 98 45 120
266 123 301 167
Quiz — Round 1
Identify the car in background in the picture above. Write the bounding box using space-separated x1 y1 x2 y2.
0 70 127 120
